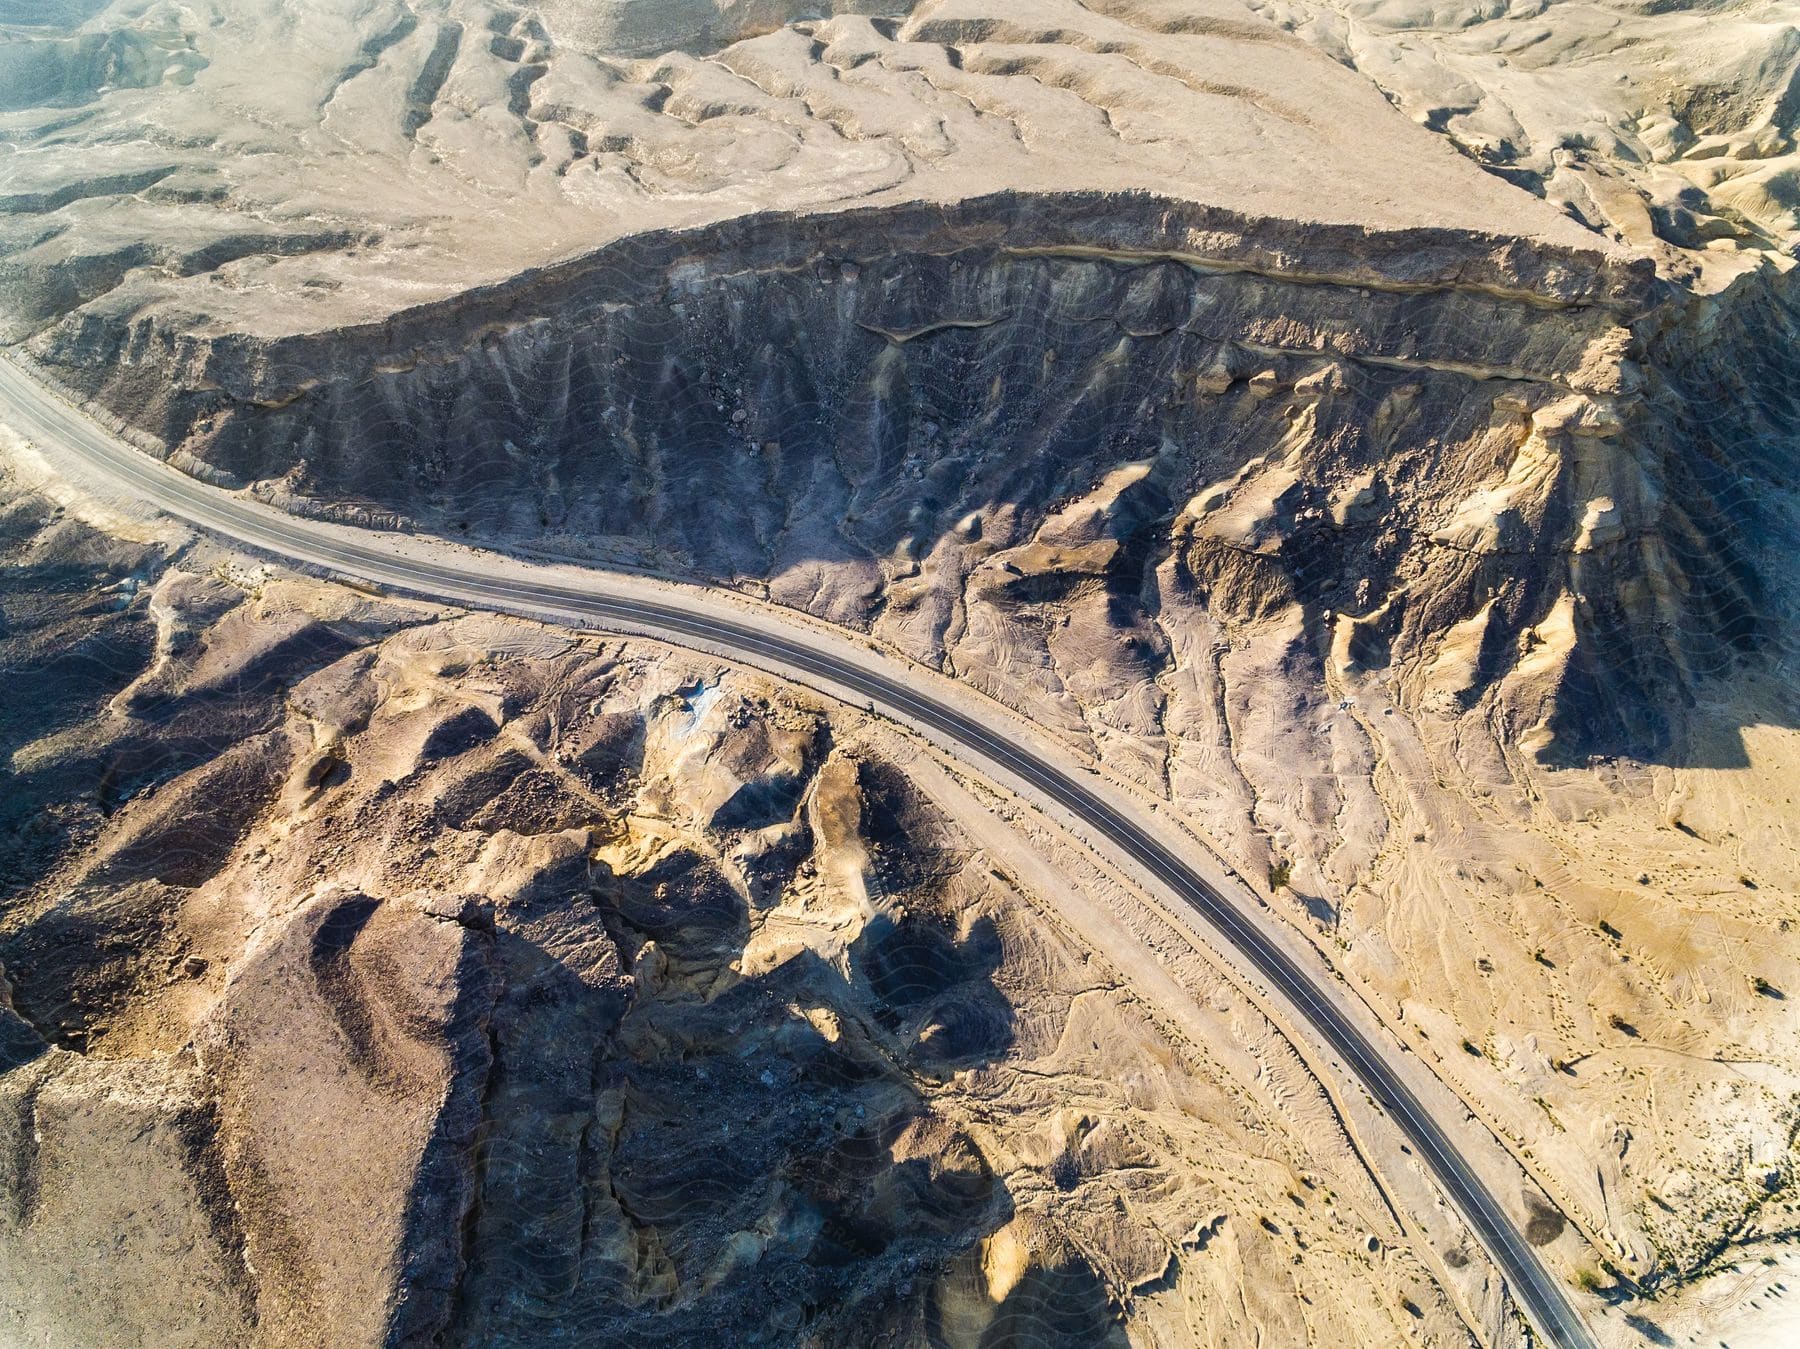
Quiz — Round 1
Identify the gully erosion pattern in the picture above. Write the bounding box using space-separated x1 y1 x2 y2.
12 181 1800 1341
6 1 1800 1346
0 281 1664 1349
25 191 1786 770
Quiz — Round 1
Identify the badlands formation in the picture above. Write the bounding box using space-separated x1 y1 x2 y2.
2 0 1799 1346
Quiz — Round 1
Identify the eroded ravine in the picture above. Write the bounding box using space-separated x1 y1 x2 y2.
6 1 1800 1343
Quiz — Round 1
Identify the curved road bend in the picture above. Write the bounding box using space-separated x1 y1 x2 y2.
0 355 1595 1349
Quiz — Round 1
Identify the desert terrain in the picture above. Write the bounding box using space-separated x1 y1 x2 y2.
0 468 1521 1346
2 0 1799 1345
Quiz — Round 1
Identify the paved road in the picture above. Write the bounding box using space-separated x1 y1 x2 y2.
0 355 1596 1349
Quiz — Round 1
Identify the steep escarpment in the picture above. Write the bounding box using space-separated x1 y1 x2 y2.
5 1 1800 1344
8 0 1753 773
30 188 1752 760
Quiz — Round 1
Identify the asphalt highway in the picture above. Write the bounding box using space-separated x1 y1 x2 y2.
0 354 1597 1349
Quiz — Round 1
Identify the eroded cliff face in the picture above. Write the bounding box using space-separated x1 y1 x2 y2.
0 481 1483 1348
30 188 1752 765
19 183 1800 1341
7 1 1800 1342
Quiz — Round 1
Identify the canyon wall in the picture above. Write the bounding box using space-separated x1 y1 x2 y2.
30 191 1760 763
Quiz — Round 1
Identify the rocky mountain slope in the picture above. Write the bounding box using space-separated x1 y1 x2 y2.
1 0 1779 774
0 473 1495 1347
3 0 1800 1345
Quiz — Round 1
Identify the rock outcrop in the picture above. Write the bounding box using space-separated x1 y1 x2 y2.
6 1 1800 1343
0 487 1474 1347
8 0 1785 764
26 184 1775 761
